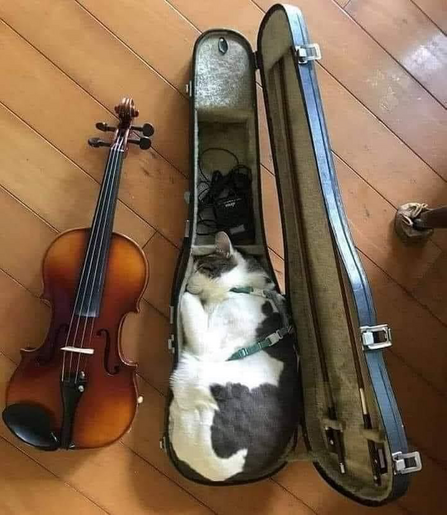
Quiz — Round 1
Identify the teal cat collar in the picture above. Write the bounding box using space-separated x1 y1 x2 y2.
227 325 292 361
227 287 292 361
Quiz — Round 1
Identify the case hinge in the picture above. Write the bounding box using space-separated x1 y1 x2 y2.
185 80 192 97
360 324 392 351
169 305 174 324
184 219 190 237
159 436 167 452
392 451 422 475
295 43 321 64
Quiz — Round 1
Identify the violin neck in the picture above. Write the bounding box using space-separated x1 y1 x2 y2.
74 146 125 318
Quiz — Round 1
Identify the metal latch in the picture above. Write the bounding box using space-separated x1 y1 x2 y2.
360 324 392 351
392 451 422 475
159 436 167 452
184 219 190 237
295 43 321 64
167 335 175 354
185 80 192 97
169 305 174 325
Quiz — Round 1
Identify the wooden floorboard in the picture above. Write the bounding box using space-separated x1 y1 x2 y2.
409 0 447 33
0 0 445 513
346 0 447 107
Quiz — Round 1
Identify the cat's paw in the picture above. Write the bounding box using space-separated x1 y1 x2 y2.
181 291 202 315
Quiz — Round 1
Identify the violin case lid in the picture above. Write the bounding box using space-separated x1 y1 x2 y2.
163 3 422 505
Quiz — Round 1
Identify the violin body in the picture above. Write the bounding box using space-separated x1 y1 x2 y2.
3 98 154 450
6 228 148 448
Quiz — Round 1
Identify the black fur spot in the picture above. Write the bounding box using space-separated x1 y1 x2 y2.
196 253 237 279
209 353 300 480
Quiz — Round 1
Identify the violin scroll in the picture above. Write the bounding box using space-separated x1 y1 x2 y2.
88 97 155 152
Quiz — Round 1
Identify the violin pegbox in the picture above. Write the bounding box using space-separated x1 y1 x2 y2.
88 97 155 152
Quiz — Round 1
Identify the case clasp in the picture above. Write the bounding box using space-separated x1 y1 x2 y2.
159 436 167 452
392 451 422 475
295 43 321 64
167 335 175 354
360 324 392 351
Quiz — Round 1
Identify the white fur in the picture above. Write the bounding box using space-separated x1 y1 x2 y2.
170 244 284 481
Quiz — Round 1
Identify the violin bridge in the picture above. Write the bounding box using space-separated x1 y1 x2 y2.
60 346 95 355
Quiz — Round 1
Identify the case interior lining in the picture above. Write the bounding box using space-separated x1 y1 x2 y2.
193 32 263 248
169 31 292 481
259 8 391 501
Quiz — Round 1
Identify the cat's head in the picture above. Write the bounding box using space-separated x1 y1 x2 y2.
186 232 272 298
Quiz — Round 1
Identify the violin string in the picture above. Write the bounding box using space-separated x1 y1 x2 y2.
61 144 119 382
65 143 120 380
74 136 125 382
71 137 122 379
62 139 122 381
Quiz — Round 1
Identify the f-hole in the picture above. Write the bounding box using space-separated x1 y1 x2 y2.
97 329 120 375
37 323 69 365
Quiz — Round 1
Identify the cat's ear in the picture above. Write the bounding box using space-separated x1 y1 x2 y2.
215 232 234 258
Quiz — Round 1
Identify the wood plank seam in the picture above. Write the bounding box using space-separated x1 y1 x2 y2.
59 0 447 199
0 18 188 182
248 0 447 185
164 0 202 33
0 98 173 248
118 441 219 515
340 1 447 110
333 151 445 256
143 230 159 250
408 0 447 36
317 67 447 185
270 478 319 515
0 435 112 514
0 183 57 232
72 0 188 100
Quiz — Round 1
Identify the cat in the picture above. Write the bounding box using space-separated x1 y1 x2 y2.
169 232 300 482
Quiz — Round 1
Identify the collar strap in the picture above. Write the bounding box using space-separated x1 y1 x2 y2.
230 286 276 298
227 286 292 361
227 326 292 361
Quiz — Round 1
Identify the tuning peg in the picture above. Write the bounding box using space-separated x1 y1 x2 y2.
88 137 111 148
131 123 154 137
128 137 152 150
95 122 116 132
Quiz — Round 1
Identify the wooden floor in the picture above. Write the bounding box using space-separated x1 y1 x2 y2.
0 0 446 513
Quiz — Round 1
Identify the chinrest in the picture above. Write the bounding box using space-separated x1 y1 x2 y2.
2 403 59 451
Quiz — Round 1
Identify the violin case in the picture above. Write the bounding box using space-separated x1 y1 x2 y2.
161 3 421 505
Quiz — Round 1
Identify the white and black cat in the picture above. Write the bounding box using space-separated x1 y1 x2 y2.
169 232 300 482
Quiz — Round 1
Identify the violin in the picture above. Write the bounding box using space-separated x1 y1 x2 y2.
2 98 153 450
